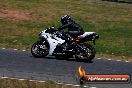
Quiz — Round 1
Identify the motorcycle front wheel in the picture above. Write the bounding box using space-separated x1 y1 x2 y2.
31 40 49 58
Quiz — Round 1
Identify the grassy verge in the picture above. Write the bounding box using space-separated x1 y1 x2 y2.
0 0 132 59
0 78 79 88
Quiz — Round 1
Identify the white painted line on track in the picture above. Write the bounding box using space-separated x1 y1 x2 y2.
97 58 102 60
2 48 6 49
125 61 130 62
65 84 72 86
90 87 97 88
22 50 26 51
83 85 89 88
57 83 63 85
0 76 95 88
108 59 112 60
1 48 131 63
96 57 132 63
73 85 80 87
97 58 131 63
116 60 121 62
38 81 46 83
29 80 36 82
18 79 25 81
10 78 17 80
1 77 8 79
13 49 18 51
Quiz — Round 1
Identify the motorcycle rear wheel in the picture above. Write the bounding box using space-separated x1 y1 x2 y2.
75 44 95 62
31 40 49 58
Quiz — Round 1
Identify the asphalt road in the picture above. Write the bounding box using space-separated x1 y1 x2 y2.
0 49 132 88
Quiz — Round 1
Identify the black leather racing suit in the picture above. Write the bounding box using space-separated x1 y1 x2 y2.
58 20 84 37
58 20 84 43
58 20 84 53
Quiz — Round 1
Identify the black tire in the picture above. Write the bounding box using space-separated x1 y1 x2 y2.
86 44 96 61
31 41 49 58
75 44 96 62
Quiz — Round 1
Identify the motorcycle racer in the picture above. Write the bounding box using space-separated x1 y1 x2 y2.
58 15 84 37
58 15 94 63
31 15 99 63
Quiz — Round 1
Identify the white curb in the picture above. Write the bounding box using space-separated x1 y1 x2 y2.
13 49 18 51
2 48 6 49
108 59 112 60
22 50 26 51
97 58 102 60
116 60 121 62
65 84 72 86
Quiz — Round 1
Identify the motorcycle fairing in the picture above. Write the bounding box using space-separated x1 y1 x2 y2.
41 32 65 55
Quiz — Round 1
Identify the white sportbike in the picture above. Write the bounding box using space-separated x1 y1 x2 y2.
31 26 99 62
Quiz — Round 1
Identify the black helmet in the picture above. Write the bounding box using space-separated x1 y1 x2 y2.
61 15 71 25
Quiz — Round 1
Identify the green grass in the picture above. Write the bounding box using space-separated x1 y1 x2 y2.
0 78 77 88
0 0 132 57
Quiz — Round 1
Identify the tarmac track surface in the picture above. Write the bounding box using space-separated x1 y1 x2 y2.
0 49 132 88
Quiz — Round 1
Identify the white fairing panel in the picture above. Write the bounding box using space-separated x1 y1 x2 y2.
80 32 95 38
41 32 65 55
